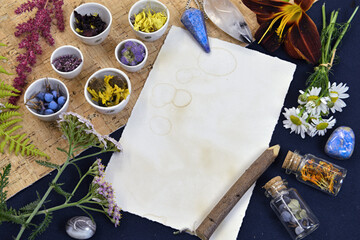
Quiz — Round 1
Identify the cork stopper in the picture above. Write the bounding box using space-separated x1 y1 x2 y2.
263 176 287 197
282 150 302 172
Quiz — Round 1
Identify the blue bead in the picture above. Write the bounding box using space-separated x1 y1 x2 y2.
57 96 66 106
36 92 45 101
325 126 355 160
48 101 58 110
44 109 54 115
44 93 54 103
181 8 210 53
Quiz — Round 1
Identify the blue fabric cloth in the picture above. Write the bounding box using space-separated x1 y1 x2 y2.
2 0 360 239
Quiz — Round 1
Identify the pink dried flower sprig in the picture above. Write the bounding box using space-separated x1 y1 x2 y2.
91 159 122 227
10 0 65 105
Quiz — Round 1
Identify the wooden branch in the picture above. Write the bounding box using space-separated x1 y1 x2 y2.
195 145 280 240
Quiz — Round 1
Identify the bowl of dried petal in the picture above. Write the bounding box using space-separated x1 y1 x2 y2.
84 68 131 114
128 0 170 41
70 3 112 45
51 45 84 79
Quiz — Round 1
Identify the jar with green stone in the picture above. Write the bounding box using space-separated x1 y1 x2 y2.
264 176 319 240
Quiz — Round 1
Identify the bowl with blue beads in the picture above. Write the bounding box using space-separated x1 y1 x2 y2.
24 77 70 121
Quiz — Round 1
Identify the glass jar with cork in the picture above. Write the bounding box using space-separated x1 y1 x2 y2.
264 176 319 240
282 150 347 196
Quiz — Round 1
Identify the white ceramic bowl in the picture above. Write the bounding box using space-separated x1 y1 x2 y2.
24 78 70 121
84 68 131 114
128 0 170 42
115 39 148 72
50 45 84 79
70 3 112 45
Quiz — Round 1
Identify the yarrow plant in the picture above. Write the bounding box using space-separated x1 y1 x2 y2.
282 4 358 138
0 112 122 240
10 0 65 104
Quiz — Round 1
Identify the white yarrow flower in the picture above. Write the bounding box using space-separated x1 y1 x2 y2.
283 107 309 139
329 82 349 113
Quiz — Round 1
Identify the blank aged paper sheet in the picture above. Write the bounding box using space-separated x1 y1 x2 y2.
106 26 296 239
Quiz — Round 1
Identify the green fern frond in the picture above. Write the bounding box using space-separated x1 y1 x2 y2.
0 118 22 131
0 66 13 75
29 212 53 240
0 56 7 60
0 43 6 46
0 208 25 225
0 111 22 122
0 89 18 98
4 125 22 136
2 102 20 110
0 81 20 93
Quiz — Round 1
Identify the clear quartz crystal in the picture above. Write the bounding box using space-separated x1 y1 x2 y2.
203 0 253 43
264 176 319 240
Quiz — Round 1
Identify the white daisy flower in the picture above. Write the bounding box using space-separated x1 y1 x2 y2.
329 82 349 113
298 90 307 105
310 116 336 137
282 107 309 139
304 87 329 116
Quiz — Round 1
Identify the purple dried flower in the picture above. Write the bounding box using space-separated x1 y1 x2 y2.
52 54 82 72
118 41 145 66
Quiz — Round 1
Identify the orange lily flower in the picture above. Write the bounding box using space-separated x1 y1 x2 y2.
242 0 321 64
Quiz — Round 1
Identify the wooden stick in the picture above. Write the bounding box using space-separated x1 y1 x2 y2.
195 145 280 240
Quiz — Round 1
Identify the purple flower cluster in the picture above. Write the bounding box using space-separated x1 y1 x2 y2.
10 0 65 105
52 55 82 72
92 159 122 227
119 41 146 66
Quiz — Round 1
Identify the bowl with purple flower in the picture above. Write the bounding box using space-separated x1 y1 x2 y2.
24 77 70 121
70 3 112 45
51 45 84 79
115 39 148 72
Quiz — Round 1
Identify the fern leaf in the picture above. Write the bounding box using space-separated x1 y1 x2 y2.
36 160 60 170
0 43 6 46
0 89 18 98
5 125 22 135
0 208 25 225
0 81 20 93
51 183 72 199
3 103 20 110
0 163 11 208
0 66 13 76
0 135 9 153
0 118 22 131
0 111 22 122
29 212 53 240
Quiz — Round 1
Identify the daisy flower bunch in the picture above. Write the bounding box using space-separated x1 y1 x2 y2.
0 112 122 239
282 4 357 139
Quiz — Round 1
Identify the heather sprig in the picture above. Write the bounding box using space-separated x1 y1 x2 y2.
10 0 65 105
0 112 122 239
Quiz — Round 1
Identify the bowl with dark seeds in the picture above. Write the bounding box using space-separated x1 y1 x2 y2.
51 45 84 79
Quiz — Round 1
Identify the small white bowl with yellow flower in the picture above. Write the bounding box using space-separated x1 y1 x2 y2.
84 68 131 114
128 0 170 41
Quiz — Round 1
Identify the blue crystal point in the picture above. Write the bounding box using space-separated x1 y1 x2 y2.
181 8 210 53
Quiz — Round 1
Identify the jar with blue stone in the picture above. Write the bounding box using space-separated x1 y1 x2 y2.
282 150 347 196
264 176 319 240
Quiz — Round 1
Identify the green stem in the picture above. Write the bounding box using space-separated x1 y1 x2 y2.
71 149 108 163
15 159 70 240
331 6 359 53
323 10 338 63
65 171 91 204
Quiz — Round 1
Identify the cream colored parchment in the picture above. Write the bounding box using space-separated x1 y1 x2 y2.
105 26 296 239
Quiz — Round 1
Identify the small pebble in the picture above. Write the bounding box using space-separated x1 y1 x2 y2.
295 226 304 235
66 216 96 240
280 211 292 222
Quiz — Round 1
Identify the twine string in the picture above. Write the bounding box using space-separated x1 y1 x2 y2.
319 48 336 70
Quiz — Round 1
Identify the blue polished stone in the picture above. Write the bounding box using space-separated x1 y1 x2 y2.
181 8 210 53
325 126 355 160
